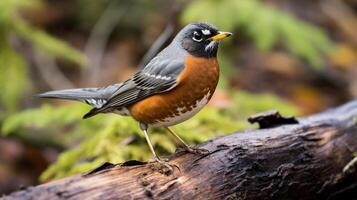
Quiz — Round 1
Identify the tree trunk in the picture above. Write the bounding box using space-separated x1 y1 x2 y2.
3 100 357 200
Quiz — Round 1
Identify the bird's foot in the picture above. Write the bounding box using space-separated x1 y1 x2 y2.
149 158 176 175
184 146 210 155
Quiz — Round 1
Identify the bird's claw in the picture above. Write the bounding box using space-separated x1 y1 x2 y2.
149 158 176 175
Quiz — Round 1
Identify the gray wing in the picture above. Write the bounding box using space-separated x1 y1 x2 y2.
83 58 185 119
38 84 122 108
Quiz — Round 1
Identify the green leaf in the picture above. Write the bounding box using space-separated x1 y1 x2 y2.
0 33 29 113
0 0 42 24
181 0 333 69
1 103 89 135
0 0 86 115
13 19 87 66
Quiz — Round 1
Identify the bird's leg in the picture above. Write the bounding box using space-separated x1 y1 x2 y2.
165 127 209 155
140 124 173 174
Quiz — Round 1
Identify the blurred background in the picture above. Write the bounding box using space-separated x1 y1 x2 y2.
1 0 357 195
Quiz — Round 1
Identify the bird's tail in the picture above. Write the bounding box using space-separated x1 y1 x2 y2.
37 83 122 109
37 88 96 101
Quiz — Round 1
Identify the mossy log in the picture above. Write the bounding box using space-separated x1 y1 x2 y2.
3 100 357 200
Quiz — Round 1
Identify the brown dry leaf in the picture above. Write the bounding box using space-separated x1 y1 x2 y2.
290 85 325 114
261 52 302 78
329 44 357 69
21 1 71 26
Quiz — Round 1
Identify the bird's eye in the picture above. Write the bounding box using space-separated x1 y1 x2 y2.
192 31 203 42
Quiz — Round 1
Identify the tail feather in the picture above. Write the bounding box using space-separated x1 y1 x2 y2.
37 88 97 100
37 83 122 109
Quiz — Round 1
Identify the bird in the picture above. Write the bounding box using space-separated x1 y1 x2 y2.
38 22 232 171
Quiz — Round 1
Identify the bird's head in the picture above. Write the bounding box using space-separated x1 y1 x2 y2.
174 22 232 58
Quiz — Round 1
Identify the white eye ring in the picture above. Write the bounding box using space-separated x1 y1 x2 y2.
192 31 203 42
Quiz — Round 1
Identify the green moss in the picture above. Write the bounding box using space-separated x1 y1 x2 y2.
2 90 298 181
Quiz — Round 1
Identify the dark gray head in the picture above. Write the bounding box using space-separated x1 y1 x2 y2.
173 22 232 58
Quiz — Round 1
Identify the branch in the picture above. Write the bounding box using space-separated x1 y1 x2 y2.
33 49 75 90
4 100 357 200
81 1 132 86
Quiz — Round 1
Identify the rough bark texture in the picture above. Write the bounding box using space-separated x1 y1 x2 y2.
3 100 357 200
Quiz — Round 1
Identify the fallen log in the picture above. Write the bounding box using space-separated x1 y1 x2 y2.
3 100 357 200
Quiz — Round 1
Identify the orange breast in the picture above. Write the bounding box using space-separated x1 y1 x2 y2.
129 56 219 126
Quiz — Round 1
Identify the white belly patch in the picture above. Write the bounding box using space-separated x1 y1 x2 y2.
150 92 211 127
113 107 130 116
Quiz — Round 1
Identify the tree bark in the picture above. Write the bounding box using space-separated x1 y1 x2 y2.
3 100 357 200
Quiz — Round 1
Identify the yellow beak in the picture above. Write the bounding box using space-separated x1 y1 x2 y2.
208 31 232 41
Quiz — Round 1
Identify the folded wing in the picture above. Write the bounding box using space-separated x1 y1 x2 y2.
83 58 185 119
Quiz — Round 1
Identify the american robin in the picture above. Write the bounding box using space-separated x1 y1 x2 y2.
38 22 232 171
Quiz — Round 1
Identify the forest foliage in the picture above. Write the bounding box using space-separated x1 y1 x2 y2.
182 0 332 68
0 0 85 115
0 0 335 181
